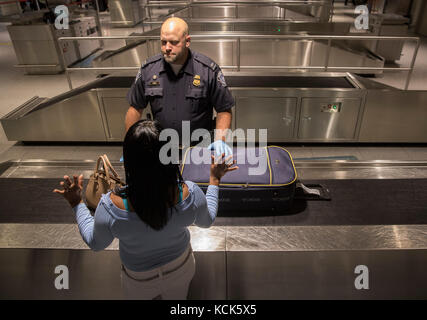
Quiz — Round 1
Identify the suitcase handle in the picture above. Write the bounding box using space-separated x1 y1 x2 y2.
295 182 331 201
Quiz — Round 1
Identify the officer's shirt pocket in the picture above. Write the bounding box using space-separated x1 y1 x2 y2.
186 87 208 114
145 87 163 114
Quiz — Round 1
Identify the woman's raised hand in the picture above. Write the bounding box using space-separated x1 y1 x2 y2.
53 174 84 208
210 153 238 185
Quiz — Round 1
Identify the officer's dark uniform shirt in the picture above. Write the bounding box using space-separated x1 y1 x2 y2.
126 50 234 137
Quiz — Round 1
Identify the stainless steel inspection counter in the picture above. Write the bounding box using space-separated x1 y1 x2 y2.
0 160 426 299
2 73 427 143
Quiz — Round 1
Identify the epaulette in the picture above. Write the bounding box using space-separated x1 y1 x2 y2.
141 54 162 68
193 52 217 71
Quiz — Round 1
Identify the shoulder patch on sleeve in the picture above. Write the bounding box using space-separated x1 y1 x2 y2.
217 70 227 87
134 68 142 83
193 52 217 71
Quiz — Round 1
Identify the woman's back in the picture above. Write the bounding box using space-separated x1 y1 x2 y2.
87 181 218 272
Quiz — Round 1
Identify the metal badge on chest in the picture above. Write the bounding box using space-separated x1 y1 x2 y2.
149 74 160 86
193 75 201 87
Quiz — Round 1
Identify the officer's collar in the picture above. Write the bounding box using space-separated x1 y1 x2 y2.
160 49 194 76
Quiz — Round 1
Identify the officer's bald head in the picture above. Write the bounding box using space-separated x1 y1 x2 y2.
160 18 191 64
161 17 189 38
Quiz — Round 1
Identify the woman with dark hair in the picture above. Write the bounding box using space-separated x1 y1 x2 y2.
54 120 237 299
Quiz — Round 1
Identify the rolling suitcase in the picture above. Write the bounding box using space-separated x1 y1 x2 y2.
180 146 297 215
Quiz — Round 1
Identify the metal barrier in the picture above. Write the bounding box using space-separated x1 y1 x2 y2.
144 0 331 6
58 34 420 90
142 0 334 24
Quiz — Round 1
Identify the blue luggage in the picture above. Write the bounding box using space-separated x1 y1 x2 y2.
180 146 297 215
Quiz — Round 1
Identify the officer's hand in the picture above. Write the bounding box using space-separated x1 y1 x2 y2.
208 140 233 159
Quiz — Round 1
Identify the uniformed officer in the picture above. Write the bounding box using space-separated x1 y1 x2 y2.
125 17 234 157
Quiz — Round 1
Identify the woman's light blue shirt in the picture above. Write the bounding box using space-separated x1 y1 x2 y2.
73 181 219 272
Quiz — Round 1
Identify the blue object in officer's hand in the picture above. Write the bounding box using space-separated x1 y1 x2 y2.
208 140 233 158
120 156 124 162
